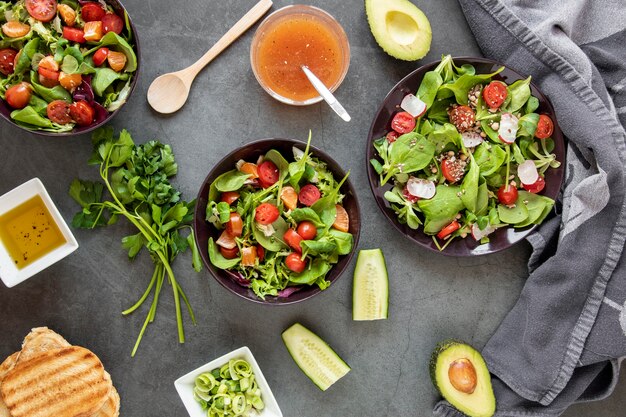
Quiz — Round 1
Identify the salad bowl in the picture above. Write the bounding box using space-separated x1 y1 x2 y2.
366 57 565 256
194 138 361 304
0 0 140 136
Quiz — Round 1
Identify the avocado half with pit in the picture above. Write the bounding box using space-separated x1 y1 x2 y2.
365 0 432 61
430 340 496 417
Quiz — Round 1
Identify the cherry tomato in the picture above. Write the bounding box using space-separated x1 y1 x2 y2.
296 221 317 240
5 82 31 109
226 212 243 237
482 81 508 109
332 204 350 232
92 47 109 67
437 220 460 240
448 105 475 133
298 184 321 207
390 111 416 134
2 22 31 38
441 158 465 183
69 100 95 126
58 71 82 91
535 114 554 139
497 184 519 205
386 131 398 143
63 26 85 43
522 176 546 194
46 100 72 124
38 66 59 81
26 0 57 22
257 245 265 262
258 160 279 188
220 246 239 259
101 12 124 35
283 229 303 253
81 3 106 22
38 73 59 88
255 203 279 225
107 50 126 72
0 48 17 76
402 186 419 203
285 253 306 273
220 191 239 205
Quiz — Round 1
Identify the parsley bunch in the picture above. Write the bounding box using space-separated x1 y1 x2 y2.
69 127 202 356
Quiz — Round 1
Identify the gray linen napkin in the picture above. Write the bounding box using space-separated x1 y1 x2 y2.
434 0 626 415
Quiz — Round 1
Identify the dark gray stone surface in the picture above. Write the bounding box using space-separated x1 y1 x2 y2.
0 1 622 416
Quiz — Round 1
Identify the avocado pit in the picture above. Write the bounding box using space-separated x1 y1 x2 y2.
448 358 477 394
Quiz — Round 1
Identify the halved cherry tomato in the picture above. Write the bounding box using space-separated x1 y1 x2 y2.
298 184 321 206
81 2 106 22
38 73 59 88
107 50 126 72
2 22 31 38
390 111 416 134
26 0 57 22
441 158 465 183
241 246 257 267
216 230 236 249
257 246 265 262
255 203 279 225
220 246 239 259
448 105 475 133
39 56 59 73
239 162 259 179
535 114 554 139
83 21 103 42
226 212 243 237
102 12 124 35
482 81 508 109
258 160 279 188
38 66 59 81
63 26 85 43
5 83 31 109
437 220 460 240
57 4 76 26
497 184 518 205
280 186 298 211
285 252 306 273
332 204 350 232
386 131 398 143
296 221 317 240
46 100 72 124
522 176 546 194
58 72 82 91
92 47 109 67
69 100 94 126
0 48 17 76
283 229 303 253
220 191 239 205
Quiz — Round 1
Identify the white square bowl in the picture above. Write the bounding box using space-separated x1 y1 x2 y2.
174 346 283 417
0 178 79 288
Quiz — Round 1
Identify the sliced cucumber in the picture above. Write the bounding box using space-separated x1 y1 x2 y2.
353 249 389 321
281 323 350 391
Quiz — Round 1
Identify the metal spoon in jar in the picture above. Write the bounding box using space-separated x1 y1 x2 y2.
301 65 351 122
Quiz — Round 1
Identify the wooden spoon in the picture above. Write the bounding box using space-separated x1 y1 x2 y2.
147 0 273 114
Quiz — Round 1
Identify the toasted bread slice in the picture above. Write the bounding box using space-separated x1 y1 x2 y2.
17 327 70 364
91 385 120 417
1 346 112 417
0 352 19 417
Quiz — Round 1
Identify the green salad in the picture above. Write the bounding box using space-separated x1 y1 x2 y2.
0 0 137 132
371 55 561 250
206 134 354 299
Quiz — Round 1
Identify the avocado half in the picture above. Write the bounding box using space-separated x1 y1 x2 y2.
365 0 432 61
430 340 496 417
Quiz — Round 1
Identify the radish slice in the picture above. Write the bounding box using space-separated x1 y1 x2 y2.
518 160 539 185
471 223 495 241
400 94 427 118
462 131 484 148
216 230 237 249
406 177 436 199
498 113 519 144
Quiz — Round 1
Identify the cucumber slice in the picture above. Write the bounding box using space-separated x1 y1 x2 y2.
352 249 389 321
282 323 350 391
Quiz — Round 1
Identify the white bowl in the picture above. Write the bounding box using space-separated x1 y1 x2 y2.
174 346 283 417
0 178 79 288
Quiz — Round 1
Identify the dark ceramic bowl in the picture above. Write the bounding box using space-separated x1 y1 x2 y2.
194 138 361 304
366 57 565 256
0 0 140 136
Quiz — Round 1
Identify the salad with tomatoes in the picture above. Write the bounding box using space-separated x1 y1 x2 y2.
370 55 561 250
0 0 137 132
205 135 354 299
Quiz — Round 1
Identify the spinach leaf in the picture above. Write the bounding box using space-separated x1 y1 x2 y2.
214 170 250 193
208 238 240 269
265 149 289 179
93 67 129 96
289 207 324 228
504 76 531 113
30 71 72 102
85 32 137 72
28 94 48 115
427 123 461 153
288 132 312 190
328 229 353 255
475 179 489 216
498 201 529 224
301 237 337 256
426 98 454 124
289 258 331 285
517 113 539 138
514 191 552 228
418 185 465 234
14 38 39 75
253 216 289 251
381 132 435 185
474 142 506 176
525 96 539 113
11 106 54 128
437 67 504 105
460 155 479 213
416 70 443 109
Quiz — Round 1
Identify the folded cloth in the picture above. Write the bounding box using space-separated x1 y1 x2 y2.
435 0 626 415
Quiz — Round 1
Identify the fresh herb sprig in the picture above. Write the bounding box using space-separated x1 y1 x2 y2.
69 127 202 356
